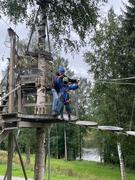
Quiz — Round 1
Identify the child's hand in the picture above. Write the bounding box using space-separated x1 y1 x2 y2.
77 80 80 85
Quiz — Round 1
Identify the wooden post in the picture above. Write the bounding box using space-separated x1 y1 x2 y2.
17 86 22 113
7 28 16 180
8 28 16 113
7 133 14 180
48 126 51 180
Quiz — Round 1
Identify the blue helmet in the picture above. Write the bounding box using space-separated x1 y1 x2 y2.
58 66 65 74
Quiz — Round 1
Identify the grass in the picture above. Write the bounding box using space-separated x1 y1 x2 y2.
0 150 135 180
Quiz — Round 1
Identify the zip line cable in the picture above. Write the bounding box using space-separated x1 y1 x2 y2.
94 81 135 86
97 76 135 82
0 15 19 39
0 15 11 28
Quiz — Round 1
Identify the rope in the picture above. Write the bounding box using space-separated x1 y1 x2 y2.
0 72 8 87
1 85 21 101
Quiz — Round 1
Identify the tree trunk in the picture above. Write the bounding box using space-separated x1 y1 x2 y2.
34 128 45 180
34 6 47 180
26 146 30 168
79 126 82 160
56 125 59 159
7 28 16 180
117 141 126 180
64 123 67 161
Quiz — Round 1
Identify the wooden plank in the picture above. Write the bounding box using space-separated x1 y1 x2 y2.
0 105 8 107
2 118 19 122
25 51 53 61
126 131 135 136
2 113 17 117
3 122 18 130
98 126 123 132
18 114 56 120
73 121 98 127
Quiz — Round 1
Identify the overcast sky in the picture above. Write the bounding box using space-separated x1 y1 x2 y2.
0 0 128 80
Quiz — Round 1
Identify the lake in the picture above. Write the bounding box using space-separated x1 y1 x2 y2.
77 148 101 162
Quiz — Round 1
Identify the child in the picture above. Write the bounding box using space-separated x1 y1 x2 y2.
51 67 65 115
59 77 79 120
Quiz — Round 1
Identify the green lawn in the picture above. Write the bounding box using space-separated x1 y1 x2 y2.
0 150 135 180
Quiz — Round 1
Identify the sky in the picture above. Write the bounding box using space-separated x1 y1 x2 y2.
0 0 128 80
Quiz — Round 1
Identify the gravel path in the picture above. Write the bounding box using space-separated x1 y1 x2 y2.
0 176 32 180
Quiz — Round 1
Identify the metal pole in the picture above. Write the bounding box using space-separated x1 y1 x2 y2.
64 123 67 161
117 141 126 180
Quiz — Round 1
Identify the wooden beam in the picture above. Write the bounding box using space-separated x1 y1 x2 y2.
18 114 56 120
18 121 50 128
23 103 51 107
17 87 22 113
13 135 28 180
25 51 53 61
0 130 9 143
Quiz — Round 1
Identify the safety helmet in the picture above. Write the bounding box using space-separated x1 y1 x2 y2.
58 67 65 74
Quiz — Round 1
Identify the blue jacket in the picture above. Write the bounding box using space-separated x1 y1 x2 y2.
60 84 79 104
52 75 63 93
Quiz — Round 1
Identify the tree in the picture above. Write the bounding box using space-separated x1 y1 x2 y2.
0 0 107 49
124 0 135 34
84 7 135 168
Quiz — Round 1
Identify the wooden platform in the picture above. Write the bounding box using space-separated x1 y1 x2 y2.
0 113 78 129
18 114 61 122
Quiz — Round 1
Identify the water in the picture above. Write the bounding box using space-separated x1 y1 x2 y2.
78 148 101 162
